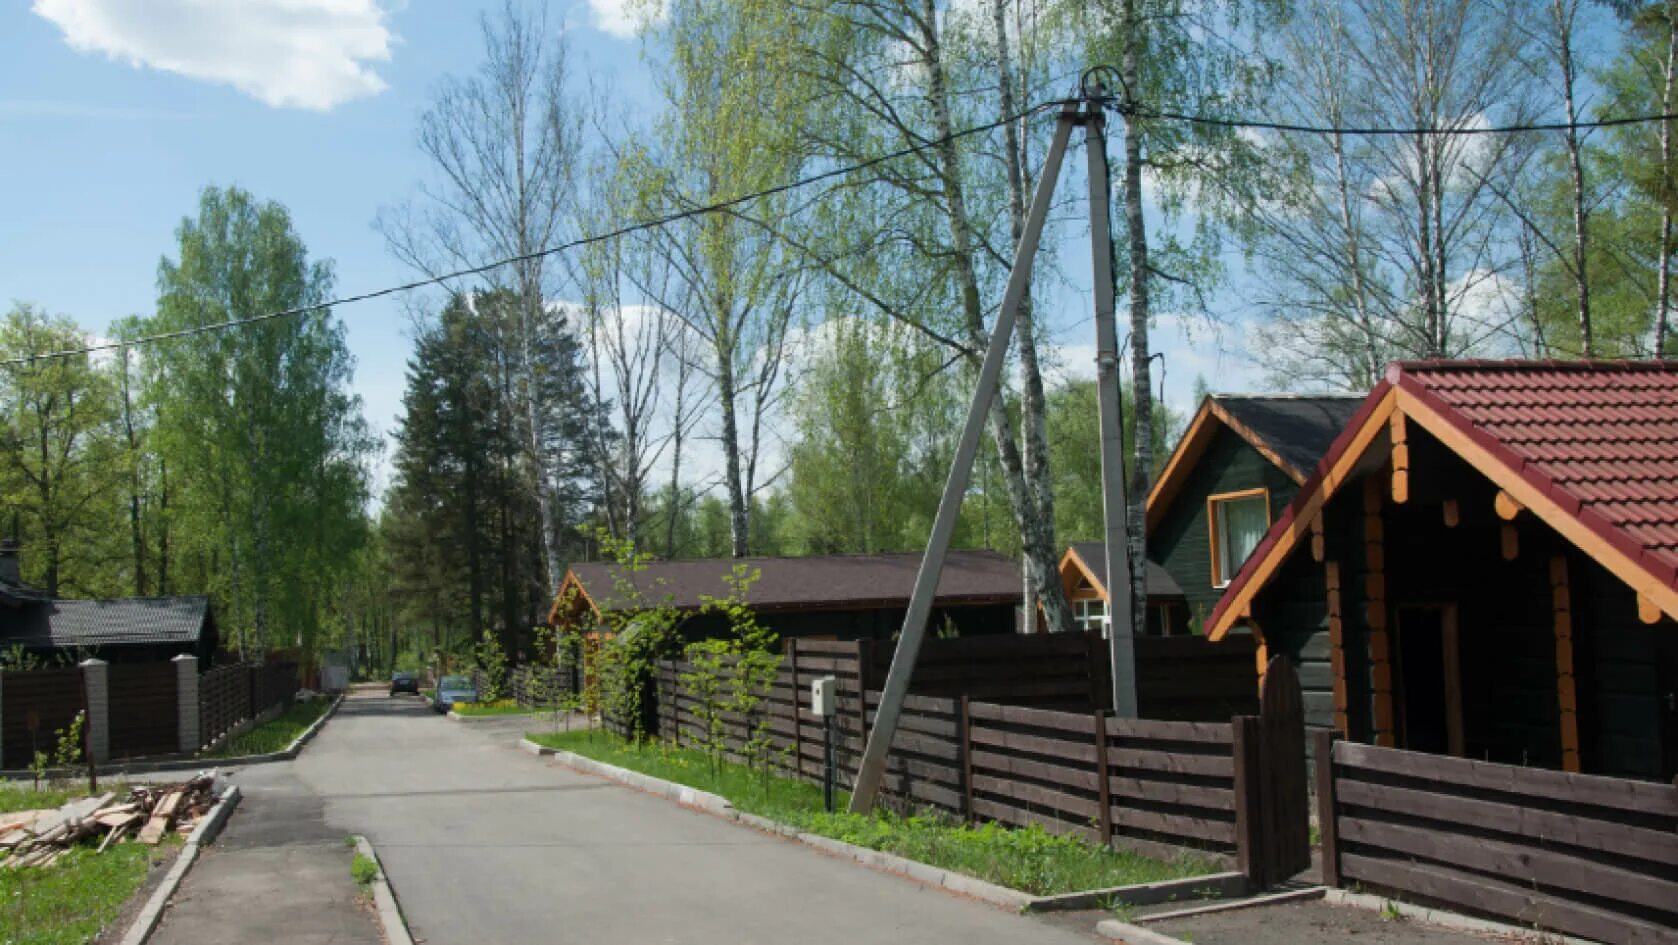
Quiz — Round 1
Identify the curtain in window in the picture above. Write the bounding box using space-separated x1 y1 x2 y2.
1218 497 1269 581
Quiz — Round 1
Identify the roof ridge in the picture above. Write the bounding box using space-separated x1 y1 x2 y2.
1390 358 1678 378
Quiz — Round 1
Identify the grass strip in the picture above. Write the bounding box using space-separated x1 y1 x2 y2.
451 700 536 717
209 698 332 757
527 729 1218 896
0 817 177 945
0 783 90 815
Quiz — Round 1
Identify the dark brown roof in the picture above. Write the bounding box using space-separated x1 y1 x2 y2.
0 595 213 649
1212 394 1366 480
565 550 1022 614
1067 542 1186 599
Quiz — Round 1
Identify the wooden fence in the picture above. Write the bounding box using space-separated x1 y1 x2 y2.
197 662 296 752
1315 732 1678 945
0 667 84 768
108 662 178 759
646 644 1308 885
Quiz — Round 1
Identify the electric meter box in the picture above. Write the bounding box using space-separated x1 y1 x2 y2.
811 675 838 717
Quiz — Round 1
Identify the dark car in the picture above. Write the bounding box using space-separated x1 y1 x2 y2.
390 672 420 696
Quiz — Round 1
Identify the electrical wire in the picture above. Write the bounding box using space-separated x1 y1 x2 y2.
4 99 1075 366
17 76 1678 366
1104 98 1678 137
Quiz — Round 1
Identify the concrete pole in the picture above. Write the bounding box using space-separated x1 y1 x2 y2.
849 105 1080 813
173 654 200 754
79 658 109 765
1084 104 1140 718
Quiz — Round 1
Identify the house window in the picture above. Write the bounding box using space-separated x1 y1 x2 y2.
1073 598 1107 635
1208 488 1270 588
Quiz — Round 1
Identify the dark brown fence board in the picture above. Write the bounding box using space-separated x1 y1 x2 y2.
1 668 85 768
1338 853 1676 945
108 662 178 758
1324 739 1678 945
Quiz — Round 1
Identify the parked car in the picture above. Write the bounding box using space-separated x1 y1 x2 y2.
434 675 478 713
390 672 419 696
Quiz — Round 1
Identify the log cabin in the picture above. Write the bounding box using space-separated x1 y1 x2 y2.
1207 360 1678 781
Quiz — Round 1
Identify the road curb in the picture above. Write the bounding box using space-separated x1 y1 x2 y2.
353 835 415 945
537 746 1034 912
1096 917 1193 945
117 783 242 945
518 737 556 756
1027 871 1249 912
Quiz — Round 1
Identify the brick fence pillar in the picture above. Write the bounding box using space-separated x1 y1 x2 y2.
173 654 200 754
79 658 109 765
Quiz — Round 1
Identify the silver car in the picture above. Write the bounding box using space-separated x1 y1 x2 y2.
434 675 478 713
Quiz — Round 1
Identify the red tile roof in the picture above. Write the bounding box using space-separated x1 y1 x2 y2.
1207 359 1678 638
1392 359 1678 581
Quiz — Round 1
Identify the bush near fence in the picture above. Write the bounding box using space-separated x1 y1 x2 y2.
1315 732 1678 945
641 638 1308 886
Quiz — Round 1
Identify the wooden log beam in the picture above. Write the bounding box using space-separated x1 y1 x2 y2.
1494 489 1523 521
1442 498 1459 528
1551 555 1580 773
1389 412 1409 504
1363 475 1395 747
1326 560 1349 735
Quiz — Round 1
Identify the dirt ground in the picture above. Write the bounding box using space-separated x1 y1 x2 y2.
1144 899 1520 945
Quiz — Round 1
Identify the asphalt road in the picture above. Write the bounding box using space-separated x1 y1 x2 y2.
248 689 1099 945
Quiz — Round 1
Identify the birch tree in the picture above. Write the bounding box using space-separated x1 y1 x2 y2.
377 0 580 591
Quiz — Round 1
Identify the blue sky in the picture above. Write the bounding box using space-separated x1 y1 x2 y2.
0 0 1258 498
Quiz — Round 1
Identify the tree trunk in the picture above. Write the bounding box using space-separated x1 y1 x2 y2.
1658 4 1676 358
918 0 1074 636
120 346 147 596
717 346 750 557
1554 0 1591 356
1119 7 1153 640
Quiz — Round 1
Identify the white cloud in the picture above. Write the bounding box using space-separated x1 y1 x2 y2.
585 0 659 39
32 0 393 111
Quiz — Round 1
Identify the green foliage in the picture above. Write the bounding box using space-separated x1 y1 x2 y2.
591 531 682 739
472 629 508 703
351 853 380 888
29 711 84 788
0 838 173 944
1046 379 1178 543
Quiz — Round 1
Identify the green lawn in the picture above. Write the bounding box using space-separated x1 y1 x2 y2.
0 788 178 945
208 698 333 757
525 730 1219 896
0 782 88 815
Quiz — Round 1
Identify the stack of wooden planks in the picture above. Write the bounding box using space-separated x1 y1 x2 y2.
0 773 217 869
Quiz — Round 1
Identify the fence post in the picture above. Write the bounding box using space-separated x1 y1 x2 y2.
1093 709 1113 843
960 696 975 822
1231 715 1264 889
1314 730 1341 887
855 638 874 743
0 670 5 768
786 639 802 777
79 658 110 765
173 655 200 755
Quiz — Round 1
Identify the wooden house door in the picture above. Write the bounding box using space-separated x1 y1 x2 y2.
1393 604 1464 756
1660 630 1678 781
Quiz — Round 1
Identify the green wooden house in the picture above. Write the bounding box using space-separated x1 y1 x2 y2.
1208 361 1678 781
1060 394 1364 636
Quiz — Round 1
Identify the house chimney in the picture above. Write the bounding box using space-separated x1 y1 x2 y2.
0 539 19 585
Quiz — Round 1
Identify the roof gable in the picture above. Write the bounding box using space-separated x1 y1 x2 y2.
1208 360 1678 638
1063 542 1186 599
1147 394 1364 530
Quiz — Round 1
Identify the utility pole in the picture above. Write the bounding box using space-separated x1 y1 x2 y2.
1083 94 1139 718
850 88 1138 813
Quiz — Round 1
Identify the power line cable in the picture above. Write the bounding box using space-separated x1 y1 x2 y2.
1103 98 1678 137
5 99 1074 366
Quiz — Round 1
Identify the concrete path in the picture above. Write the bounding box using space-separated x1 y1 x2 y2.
260 690 1098 945
146 759 380 945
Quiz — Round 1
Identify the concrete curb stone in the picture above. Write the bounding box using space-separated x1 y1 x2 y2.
117 784 242 945
539 746 1032 913
1028 871 1250 912
1095 918 1193 945
353 835 415 945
